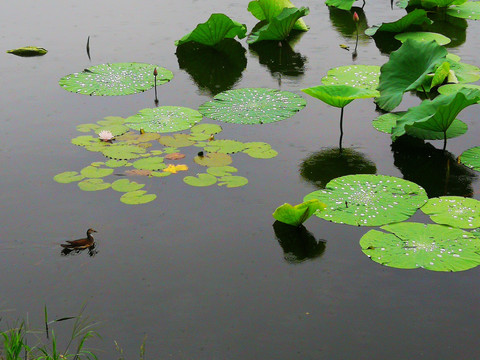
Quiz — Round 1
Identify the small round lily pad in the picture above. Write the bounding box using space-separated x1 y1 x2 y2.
78 179 111 191
54 171 85 184
217 175 248 188
183 173 218 187
120 190 157 205
132 157 166 171
111 179 145 192
80 166 114 178
101 144 146 160
158 134 196 147
204 140 246 154
194 152 233 167
421 196 480 229
206 166 237 177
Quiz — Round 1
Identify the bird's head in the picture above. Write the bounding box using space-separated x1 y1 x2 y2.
87 228 98 234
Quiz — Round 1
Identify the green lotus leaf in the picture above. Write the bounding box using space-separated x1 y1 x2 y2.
7 46 47 56
302 85 378 108
376 40 448 111
101 144 146 160
90 162 105 167
438 84 480 97
360 222 480 272
151 171 171 177
325 0 356 10
78 178 111 191
80 166 114 178
421 196 480 228
136 133 161 143
273 199 327 227
392 88 480 140
394 32 451 45
243 142 278 158
105 159 128 168
158 134 196 148
248 0 309 31
189 124 223 141
175 13 247 46
71 135 98 147
111 179 145 192
76 123 100 133
248 7 310 44
204 140 246 154
162 147 179 154
446 1 480 19
59 63 173 96
303 174 427 226
183 173 218 187
365 9 433 37
194 152 233 167
120 190 157 205
431 62 451 88
150 150 164 156
449 60 480 83
53 171 85 184
206 166 238 177
132 157 166 171
199 88 306 124
321 65 380 92
459 146 480 171
97 116 125 126
94 124 129 137
217 175 249 188
125 106 202 133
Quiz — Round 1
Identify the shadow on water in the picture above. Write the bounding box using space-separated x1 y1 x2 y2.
273 221 326 264
175 39 247 96
423 13 467 49
299 147 377 189
392 135 476 197
61 243 98 257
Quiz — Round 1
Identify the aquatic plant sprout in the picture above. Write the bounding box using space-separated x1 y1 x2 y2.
360 222 480 272
273 199 327 227
421 196 480 228
303 174 428 226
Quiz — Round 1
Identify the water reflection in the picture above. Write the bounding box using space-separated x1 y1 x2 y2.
175 39 247 96
328 7 370 43
273 221 326 264
422 13 467 49
299 147 377 189
392 136 476 197
61 243 98 257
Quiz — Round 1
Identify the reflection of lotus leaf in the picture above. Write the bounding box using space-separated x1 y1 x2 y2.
421 196 480 228
322 65 380 92
302 85 377 108
132 157 166 171
304 174 427 226
198 88 306 124
183 173 218 187
78 179 111 191
54 171 85 184
59 63 173 96
394 32 451 45
217 176 249 188
158 134 195 148
101 144 146 160
111 179 145 193
120 191 157 205
125 106 203 133
80 166 114 178
204 140 246 154
459 146 480 172
360 222 480 272
194 153 233 167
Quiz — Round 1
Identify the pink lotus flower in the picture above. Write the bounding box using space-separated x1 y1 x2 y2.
98 130 114 142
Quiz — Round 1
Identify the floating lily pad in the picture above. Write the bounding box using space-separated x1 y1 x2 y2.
459 146 480 171
53 171 85 184
125 106 202 133
302 85 378 108
273 199 327 227
325 0 356 10
194 152 233 167
394 32 451 45
78 178 111 191
198 88 306 124
321 65 381 92
71 135 98 147
421 196 480 228
189 123 223 140
105 159 129 168
204 140 246 154
446 1 480 20
111 179 145 192
206 166 238 177
303 174 427 226
217 175 249 188
120 190 157 205
158 134 196 147
136 133 161 142
94 124 129 137
360 222 480 272
76 123 100 133
7 46 47 56
132 157 166 171
438 84 480 97
183 173 218 187
59 63 173 96
101 144 146 160
97 116 125 126
80 166 114 178
243 142 278 159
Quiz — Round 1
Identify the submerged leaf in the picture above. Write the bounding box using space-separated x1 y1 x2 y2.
421 196 480 228
273 199 327 227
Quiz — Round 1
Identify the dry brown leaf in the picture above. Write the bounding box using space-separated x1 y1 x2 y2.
125 169 152 176
165 152 186 160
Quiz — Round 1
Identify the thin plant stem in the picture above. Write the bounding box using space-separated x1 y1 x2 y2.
443 131 447 151
339 107 345 152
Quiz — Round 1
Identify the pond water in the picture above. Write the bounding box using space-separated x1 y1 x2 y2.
2 0 480 359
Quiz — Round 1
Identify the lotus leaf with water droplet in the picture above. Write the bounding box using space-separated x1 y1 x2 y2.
421 196 480 229
459 146 480 172
394 32 451 45
321 65 380 92
125 106 202 133
446 1 480 19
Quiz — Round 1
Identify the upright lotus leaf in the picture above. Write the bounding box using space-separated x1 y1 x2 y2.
120 190 157 205
217 176 249 188
6 46 47 56
125 106 203 133
54 171 85 184
459 146 480 171
392 88 480 141
78 179 111 191
101 144 146 160
132 157 166 171
376 40 448 111
175 14 247 47
248 0 309 31
198 88 306 124
360 222 480 272
421 196 480 228
248 7 310 44
303 174 427 226
204 140 246 154
301 85 378 108
80 166 114 178
325 0 356 10
365 9 433 37
446 1 480 19
183 173 218 187
59 63 173 96
273 199 327 227
321 65 381 92
394 32 451 45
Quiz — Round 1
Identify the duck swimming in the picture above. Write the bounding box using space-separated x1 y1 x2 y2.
61 228 97 249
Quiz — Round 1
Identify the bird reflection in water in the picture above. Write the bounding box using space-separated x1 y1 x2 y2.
60 228 98 257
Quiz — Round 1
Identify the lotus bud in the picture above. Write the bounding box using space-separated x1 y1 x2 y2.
153 67 158 76
353 12 359 22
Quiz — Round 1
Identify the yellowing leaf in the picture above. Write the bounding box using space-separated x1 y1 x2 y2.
163 164 189 174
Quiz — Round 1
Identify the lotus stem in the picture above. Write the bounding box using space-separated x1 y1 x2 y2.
86 36 91 61
443 131 447 151
153 67 158 105
339 107 345 151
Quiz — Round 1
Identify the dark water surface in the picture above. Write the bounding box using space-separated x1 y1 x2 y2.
2 1 480 359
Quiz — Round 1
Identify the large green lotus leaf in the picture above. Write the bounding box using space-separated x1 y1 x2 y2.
125 106 202 133
321 65 380 92
421 196 480 228
360 222 480 272
206 166 237 177
175 13 247 47
6 46 47 56
392 88 480 140
447 1 480 19
97 116 125 126
459 146 480 171
372 112 468 139
438 84 480 97
78 179 111 191
194 152 233 167
376 40 448 111
325 0 356 10
158 134 195 148
54 171 85 184
101 144 146 160
303 174 427 226
398 0 467 8
59 63 173 96
365 9 433 37
111 179 145 192
248 7 310 44
449 60 480 83
183 173 218 187
80 166 114 178
204 140 246 154
132 157 166 171
120 190 157 205
243 142 278 159
94 124 129 137
273 199 327 227
394 32 451 45
247 0 309 31
198 88 306 124
76 123 100 133
217 175 249 188
301 85 377 108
